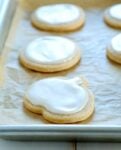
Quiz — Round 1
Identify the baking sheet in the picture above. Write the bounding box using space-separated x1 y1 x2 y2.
1 0 121 125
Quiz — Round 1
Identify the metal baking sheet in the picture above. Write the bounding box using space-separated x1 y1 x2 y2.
0 0 16 52
0 0 121 141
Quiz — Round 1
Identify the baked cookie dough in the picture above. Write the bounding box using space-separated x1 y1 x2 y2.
24 76 94 123
31 4 85 32
104 4 121 28
107 34 121 64
19 36 81 72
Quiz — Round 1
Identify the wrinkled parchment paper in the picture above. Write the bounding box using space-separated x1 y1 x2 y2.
1 0 121 125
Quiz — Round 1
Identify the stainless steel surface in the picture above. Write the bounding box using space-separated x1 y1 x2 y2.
1 0 121 141
0 0 16 52
1 125 121 141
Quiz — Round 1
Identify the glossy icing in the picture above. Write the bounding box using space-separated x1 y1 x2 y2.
26 78 89 114
109 4 121 20
34 4 81 24
24 36 77 64
112 34 121 52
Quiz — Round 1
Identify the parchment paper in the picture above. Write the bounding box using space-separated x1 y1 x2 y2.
1 0 121 125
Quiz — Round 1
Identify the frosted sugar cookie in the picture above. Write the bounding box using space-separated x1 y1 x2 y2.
24 76 94 124
31 4 85 32
104 4 121 28
107 34 121 64
19 36 81 72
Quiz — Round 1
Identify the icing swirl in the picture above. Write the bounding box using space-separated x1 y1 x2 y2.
24 36 77 64
34 4 81 24
109 4 121 20
111 34 121 53
26 78 89 114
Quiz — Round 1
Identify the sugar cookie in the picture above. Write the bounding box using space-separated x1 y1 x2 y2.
31 4 85 32
19 36 81 72
24 76 94 124
107 34 121 64
104 4 121 28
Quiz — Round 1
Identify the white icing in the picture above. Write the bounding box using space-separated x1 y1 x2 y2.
109 4 121 20
34 4 81 24
69 77 83 85
111 34 121 53
26 78 88 114
24 36 77 64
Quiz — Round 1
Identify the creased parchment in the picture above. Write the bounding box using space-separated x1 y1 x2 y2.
1 0 121 125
